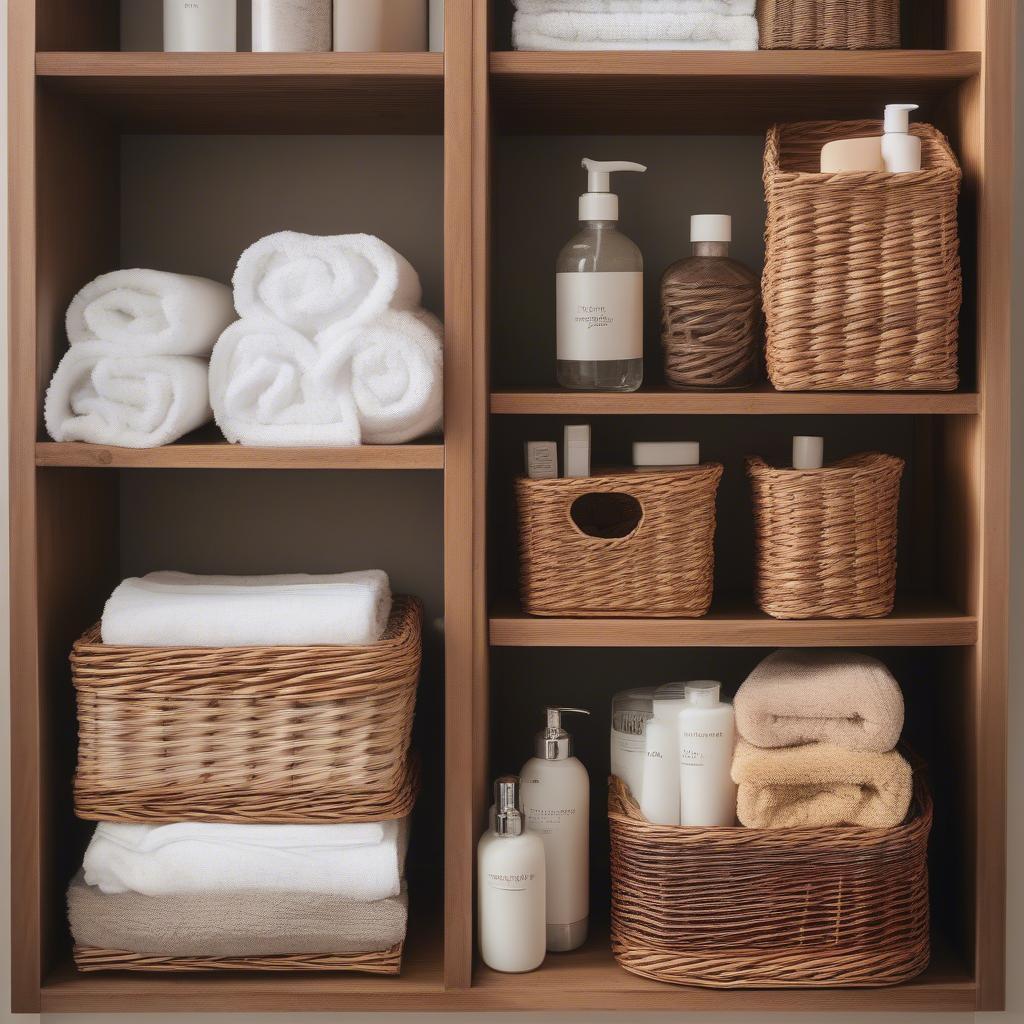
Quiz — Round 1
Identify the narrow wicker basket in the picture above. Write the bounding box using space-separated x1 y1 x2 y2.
763 120 961 391
747 454 904 619
608 773 931 989
74 943 402 975
72 597 422 824
516 465 723 618
758 0 900 49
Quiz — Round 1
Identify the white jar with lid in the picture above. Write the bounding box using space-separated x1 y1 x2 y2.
164 0 237 52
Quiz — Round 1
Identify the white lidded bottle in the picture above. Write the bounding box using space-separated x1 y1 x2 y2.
556 158 646 393
610 687 655 800
639 682 688 825
677 681 737 827
881 103 922 173
520 707 590 952
478 775 547 973
163 0 237 52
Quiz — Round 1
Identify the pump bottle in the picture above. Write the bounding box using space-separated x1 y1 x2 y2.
881 103 922 173
556 158 646 393
520 708 591 952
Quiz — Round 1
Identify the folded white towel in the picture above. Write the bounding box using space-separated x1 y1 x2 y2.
44 342 211 448
514 0 754 14
83 819 408 901
101 569 393 647
66 270 234 357
513 11 759 49
317 309 444 445
234 232 422 337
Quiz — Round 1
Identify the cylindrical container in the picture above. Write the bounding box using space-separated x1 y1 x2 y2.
163 0 237 52
252 0 332 52
638 683 689 825
610 688 654 800
676 681 736 827
792 435 824 470
429 0 444 51
333 0 427 52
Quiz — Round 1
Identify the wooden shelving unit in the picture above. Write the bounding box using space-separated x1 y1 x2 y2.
8 0 1013 1014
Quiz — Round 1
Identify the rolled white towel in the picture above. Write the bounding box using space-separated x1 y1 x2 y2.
514 0 754 13
209 317 361 447
513 11 759 49
101 569 393 647
66 270 234 357
234 232 422 337
317 309 444 445
44 342 211 448
83 819 408 902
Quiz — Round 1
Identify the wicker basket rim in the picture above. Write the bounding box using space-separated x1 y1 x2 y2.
516 463 724 488
746 452 905 476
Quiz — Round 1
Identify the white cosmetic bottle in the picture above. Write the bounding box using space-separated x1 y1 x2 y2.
677 681 737 827
163 0 237 52
881 104 922 173
556 158 646 393
478 776 547 973
610 687 654 800
520 708 590 952
638 682 688 825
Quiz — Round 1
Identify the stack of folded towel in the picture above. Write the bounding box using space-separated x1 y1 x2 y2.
44 270 235 448
731 650 914 829
511 0 759 51
210 231 444 447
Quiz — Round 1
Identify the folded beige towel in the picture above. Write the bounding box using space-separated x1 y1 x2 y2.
67 872 407 957
731 740 913 829
734 650 904 752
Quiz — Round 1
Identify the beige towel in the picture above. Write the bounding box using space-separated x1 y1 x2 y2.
67 872 407 958
731 740 913 829
734 650 904 752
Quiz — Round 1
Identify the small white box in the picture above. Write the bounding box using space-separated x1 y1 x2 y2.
632 441 700 468
524 441 558 480
564 425 591 478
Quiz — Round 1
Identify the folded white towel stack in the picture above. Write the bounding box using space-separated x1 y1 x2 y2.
45 270 234 448
101 569 393 647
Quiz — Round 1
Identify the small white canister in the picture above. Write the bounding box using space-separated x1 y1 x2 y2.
164 0 237 52
253 0 332 52
333 0 427 52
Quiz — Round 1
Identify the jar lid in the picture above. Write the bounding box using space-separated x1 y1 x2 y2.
691 214 731 243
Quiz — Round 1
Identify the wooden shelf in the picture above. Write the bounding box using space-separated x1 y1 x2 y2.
491 387 980 416
489 599 977 647
36 52 444 133
490 50 982 133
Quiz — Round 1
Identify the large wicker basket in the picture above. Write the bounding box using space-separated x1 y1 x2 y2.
72 597 422 824
516 465 723 617
763 120 961 391
608 773 931 988
758 0 900 49
747 454 904 619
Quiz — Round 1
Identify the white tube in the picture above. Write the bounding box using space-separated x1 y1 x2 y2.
639 717 679 826
163 0 237 52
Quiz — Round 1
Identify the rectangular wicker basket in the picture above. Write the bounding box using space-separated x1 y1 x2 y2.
763 120 962 391
757 0 900 49
747 453 904 619
516 465 723 618
608 773 931 989
72 596 422 824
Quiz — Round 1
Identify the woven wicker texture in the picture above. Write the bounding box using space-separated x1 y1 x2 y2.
757 0 899 49
747 453 904 620
516 465 723 618
74 944 402 974
72 597 422 823
763 120 961 391
608 773 931 988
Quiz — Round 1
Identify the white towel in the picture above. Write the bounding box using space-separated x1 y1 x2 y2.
101 570 393 647
234 232 423 337
513 11 759 49
317 309 444 445
44 342 211 448
82 820 408 901
209 317 362 448
66 270 234 357
514 0 754 13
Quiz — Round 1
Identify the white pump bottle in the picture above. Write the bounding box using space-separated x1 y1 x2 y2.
556 158 646 393
881 103 922 173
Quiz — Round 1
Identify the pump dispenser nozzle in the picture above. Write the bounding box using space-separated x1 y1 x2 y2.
494 775 524 837
536 706 591 760
884 103 919 134
579 158 646 221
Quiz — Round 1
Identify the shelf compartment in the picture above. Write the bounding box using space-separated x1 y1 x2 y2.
490 50 981 134
36 52 444 133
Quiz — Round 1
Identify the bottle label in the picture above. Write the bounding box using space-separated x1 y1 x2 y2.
557 272 643 361
486 870 539 892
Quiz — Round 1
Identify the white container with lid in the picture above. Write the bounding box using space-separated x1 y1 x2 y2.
792 435 824 470
633 441 700 470
163 0 237 52
676 681 737 827
881 103 922 173
610 687 655 799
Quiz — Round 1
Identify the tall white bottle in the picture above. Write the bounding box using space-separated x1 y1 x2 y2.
638 682 689 825
677 681 737 827
163 0 237 52
478 776 546 973
520 707 590 952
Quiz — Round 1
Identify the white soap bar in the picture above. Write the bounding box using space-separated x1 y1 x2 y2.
793 435 824 470
564 425 591 478
525 441 558 480
633 441 700 468
820 137 884 174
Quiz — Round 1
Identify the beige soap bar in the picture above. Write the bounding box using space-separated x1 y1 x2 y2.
820 137 884 173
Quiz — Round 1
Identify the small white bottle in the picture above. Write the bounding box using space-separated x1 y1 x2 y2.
793 435 824 470
556 158 646 393
163 0 237 52
638 682 688 825
520 708 590 952
478 776 546 973
881 104 922 173
677 681 737 827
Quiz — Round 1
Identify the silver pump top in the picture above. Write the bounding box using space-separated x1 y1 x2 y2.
493 775 524 837
535 706 591 760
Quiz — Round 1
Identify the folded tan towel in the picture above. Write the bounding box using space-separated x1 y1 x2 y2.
67 872 407 957
731 740 913 829
734 650 904 751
